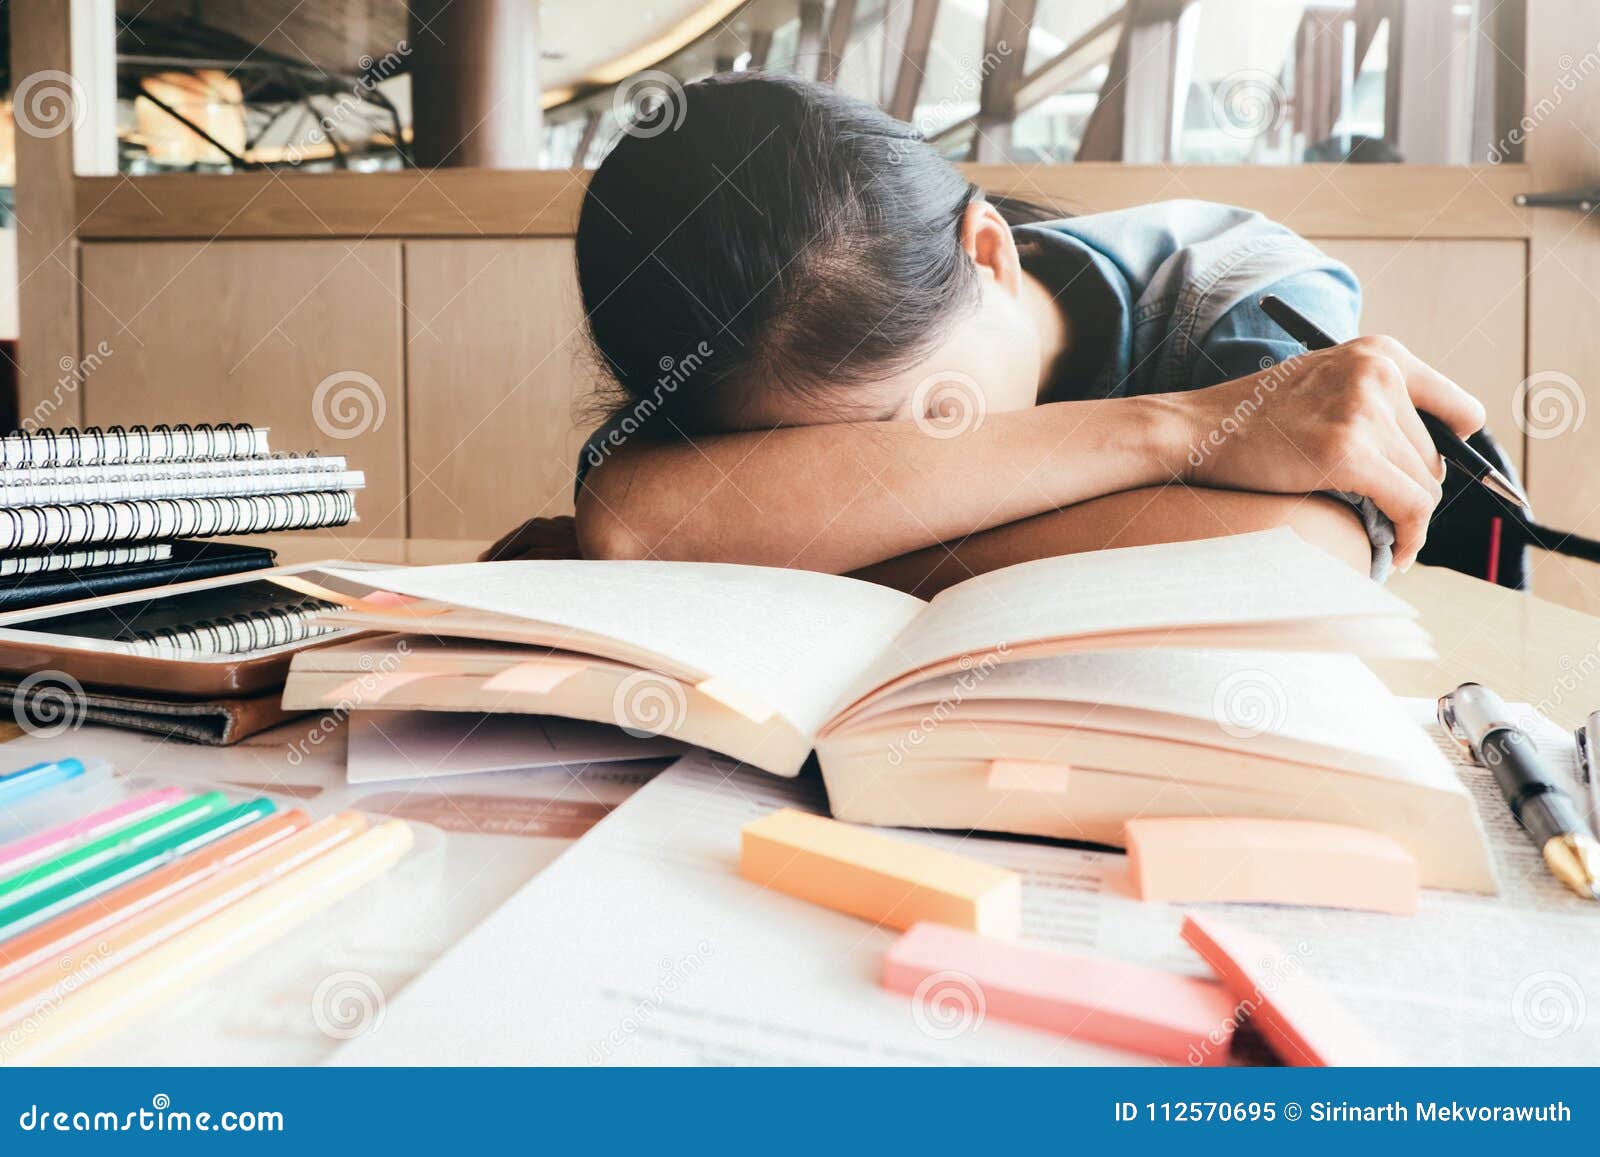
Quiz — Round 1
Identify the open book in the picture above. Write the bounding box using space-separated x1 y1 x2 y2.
280 529 1494 893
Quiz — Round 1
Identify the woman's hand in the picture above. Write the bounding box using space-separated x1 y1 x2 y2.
1177 335 1486 568
479 516 583 561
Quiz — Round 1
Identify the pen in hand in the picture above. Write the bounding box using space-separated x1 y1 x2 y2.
1257 295 1530 511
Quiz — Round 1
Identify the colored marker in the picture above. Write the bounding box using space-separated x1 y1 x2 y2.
0 818 413 1065
0 789 188 874
0 798 276 937
0 759 86 807
0 792 231 907
0 812 366 1020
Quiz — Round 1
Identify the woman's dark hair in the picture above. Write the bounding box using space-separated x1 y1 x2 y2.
576 71 1056 437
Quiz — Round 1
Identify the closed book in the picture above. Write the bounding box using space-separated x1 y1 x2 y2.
0 541 276 612
3 677 301 744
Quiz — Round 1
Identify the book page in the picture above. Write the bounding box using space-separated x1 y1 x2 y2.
849 528 1420 703
334 710 1600 1065
325 561 925 737
847 649 1456 789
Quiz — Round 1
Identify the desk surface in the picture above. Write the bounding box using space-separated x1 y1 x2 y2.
249 536 1600 731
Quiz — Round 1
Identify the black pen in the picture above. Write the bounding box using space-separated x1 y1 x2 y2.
1257 294 1530 510
1439 682 1600 901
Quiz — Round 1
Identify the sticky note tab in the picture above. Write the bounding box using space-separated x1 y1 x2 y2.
1127 818 1419 915
884 922 1238 1065
695 676 775 723
740 808 1020 938
482 661 583 695
986 760 1072 794
1181 914 1387 1066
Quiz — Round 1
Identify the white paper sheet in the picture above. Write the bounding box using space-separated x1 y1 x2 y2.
335 702 1600 1066
0 719 669 1063
344 710 682 784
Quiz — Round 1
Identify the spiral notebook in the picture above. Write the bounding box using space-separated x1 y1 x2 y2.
0 424 361 627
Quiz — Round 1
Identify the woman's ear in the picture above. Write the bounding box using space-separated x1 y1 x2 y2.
958 200 1024 297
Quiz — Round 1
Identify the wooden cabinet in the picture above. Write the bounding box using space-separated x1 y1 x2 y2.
404 239 603 538
1321 238 1529 475
77 240 408 542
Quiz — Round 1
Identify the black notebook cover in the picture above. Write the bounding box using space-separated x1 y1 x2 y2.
0 540 277 612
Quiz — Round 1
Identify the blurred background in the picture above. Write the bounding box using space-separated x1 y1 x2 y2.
6 0 1518 176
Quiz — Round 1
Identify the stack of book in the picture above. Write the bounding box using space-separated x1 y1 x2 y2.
281 529 1497 893
0 424 362 612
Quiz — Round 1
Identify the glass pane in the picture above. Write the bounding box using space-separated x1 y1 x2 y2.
72 0 1523 172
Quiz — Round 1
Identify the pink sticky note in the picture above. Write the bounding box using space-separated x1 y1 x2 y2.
482 661 583 695
883 922 1238 1064
1181 914 1387 1066
986 760 1072 794
1126 818 1419 915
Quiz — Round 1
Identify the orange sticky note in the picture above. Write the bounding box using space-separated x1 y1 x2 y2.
884 922 1238 1064
740 808 1020 937
1126 818 1419 915
1181 913 1387 1066
987 760 1072 794
482 661 583 695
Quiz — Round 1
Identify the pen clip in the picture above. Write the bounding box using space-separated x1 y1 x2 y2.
1436 693 1476 760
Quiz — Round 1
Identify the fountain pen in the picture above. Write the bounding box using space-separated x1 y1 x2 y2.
1439 682 1600 900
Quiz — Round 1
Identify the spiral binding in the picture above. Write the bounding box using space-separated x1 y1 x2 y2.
0 490 356 552
0 423 268 469
124 598 342 656
0 542 172 579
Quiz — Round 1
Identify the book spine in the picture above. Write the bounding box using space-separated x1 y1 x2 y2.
0 491 356 551
0 424 270 468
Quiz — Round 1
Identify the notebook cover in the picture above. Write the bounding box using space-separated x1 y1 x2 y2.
0 540 276 612
1 676 303 745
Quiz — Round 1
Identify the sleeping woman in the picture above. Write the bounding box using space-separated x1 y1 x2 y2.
501 72 1485 596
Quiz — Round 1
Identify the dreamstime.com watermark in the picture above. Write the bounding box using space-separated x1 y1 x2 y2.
1 939 115 1061
614 70 688 140
584 340 714 470
1512 970 1588 1041
1211 69 1287 141
312 369 388 440
909 969 987 1040
1186 354 1294 468
311 970 387 1040
285 42 411 165
886 645 1011 767
911 370 986 439
893 42 1012 163
1489 40 1600 163
27 342 114 433
1211 667 1289 740
588 940 713 1062
12 669 88 739
15 1095 283 1134
285 639 411 765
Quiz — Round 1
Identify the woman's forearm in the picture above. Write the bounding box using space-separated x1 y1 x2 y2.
850 487 1372 597
576 394 1195 571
